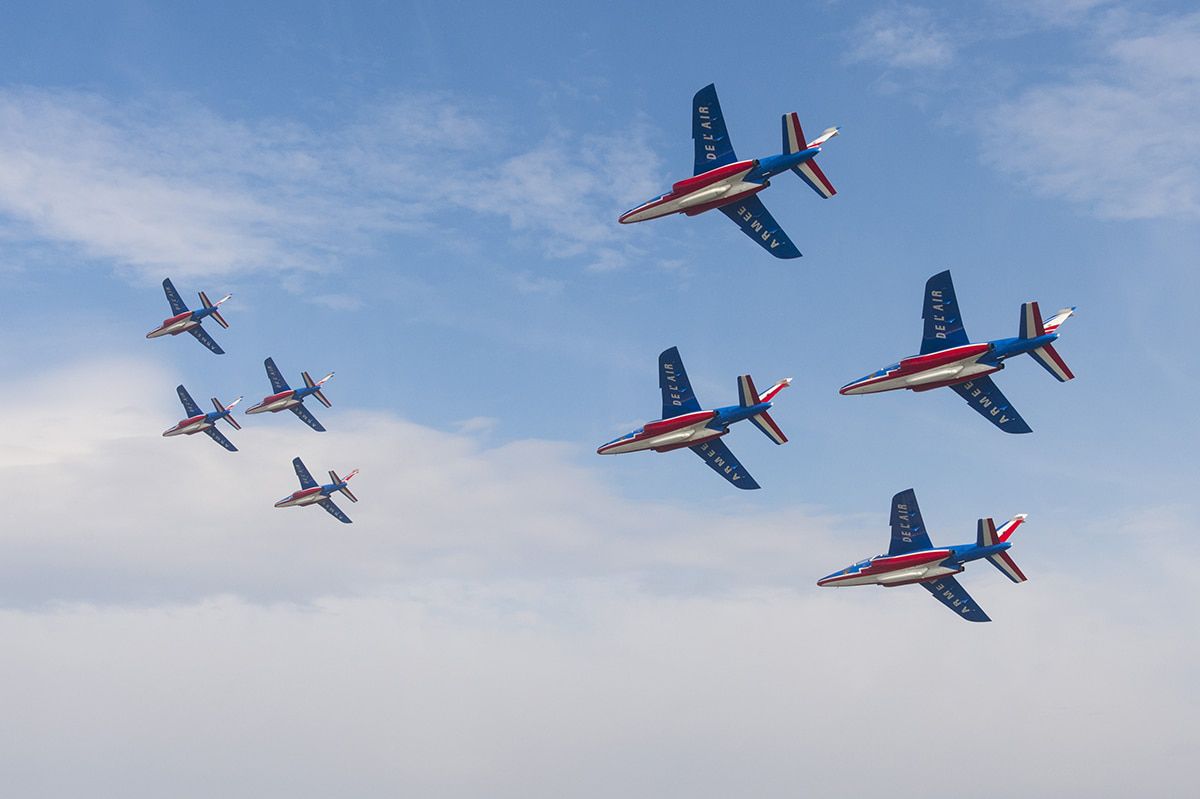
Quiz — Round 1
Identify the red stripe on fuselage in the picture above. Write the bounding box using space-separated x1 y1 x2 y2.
671 160 756 194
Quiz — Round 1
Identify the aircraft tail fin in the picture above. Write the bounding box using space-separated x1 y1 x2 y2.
978 515 1028 583
304 371 334 408
782 112 837 198
200 291 232 329
330 468 359 502
1020 301 1076 382
738 374 790 445
213 396 243 430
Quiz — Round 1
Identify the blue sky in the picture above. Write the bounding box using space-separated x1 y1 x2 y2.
1 2 1197 796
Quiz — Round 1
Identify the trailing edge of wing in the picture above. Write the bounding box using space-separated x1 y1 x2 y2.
689 438 760 490
921 576 991 622
718 196 801 259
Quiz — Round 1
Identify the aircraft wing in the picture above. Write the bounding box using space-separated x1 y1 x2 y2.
949 377 1033 434
692 83 737 175
202 426 237 452
718 197 802 259
289 403 326 432
317 498 352 524
887 488 934 556
162 278 188 315
176 384 202 417
921 575 991 622
920 270 970 354
292 457 318 489
689 438 760 490
187 325 225 355
264 357 290 393
659 346 702 418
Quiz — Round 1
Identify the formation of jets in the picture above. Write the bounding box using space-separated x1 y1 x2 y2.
138 83 1079 620
149 278 359 523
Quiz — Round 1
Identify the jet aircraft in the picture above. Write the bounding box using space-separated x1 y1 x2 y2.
145 278 232 354
818 488 1028 622
162 384 242 452
597 346 791 489
274 457 359 523
245 357 334 432
840 270 1076 433
618 83 839 258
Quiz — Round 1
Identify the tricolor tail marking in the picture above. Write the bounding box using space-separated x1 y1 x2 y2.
980 514 1028 584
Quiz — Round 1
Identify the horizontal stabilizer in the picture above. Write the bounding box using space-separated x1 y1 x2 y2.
1042 307 1075 335
749 410 787 445
1029 342 1074 382
987 550 1027 583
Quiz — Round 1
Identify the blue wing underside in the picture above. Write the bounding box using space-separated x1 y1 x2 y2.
949 377 1032 434
176 385 202 417
163 278 188 315
203 427 237 452
318 498 352 523
659 346 702 419
921 575 991 622
290 403 326 432
264 358 290 393
188 325 224 355
920 270 970 354
718 197 801 259
689 437 760 490
293 457 318 489
887 488 933 556
692 83 737 175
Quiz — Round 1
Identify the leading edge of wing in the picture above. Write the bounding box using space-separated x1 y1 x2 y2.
920 575 991 622
689 437 760 490
948 376 1033 434
718 196 802 259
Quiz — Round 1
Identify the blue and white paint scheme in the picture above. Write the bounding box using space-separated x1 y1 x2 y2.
619 83 839 258
274 457 359 524
818 488 1029 622
598 346 791 489
145 278 232 355
162 384 242 452
245 357 334 432
841 270 1076 433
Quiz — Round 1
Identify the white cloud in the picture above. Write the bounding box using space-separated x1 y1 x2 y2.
980 11 1200 219
1 357 1196 796
850 6 956 69
0 89 661 280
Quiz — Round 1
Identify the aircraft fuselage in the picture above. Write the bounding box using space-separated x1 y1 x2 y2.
597 401 772 455
840 335 1058 395
619 149 819 225
247 389 301 414
162 414 213 437
274 486 328 508
818 542 1011 588
146 311 199 339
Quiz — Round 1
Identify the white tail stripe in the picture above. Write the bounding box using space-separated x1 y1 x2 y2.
1042 307 1075 334
989 550 1027 583
795 159 836 198
785 113 805 154
997 514 1027 542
